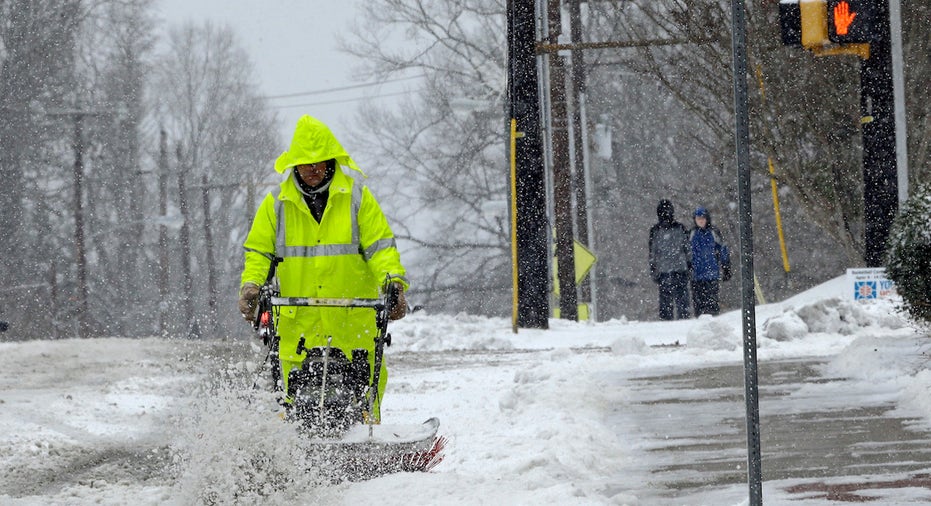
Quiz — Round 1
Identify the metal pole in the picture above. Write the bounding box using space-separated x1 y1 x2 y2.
888 0 908 204
729 0 762 503
510 119 520 333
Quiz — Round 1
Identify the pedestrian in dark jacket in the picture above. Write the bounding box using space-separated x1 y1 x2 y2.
690 206 731 316
649 199 691 320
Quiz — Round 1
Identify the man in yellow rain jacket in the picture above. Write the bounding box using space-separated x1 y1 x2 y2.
238 115 408 421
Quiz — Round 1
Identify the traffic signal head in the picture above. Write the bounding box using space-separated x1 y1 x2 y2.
779 1 802 46
827 0 876 43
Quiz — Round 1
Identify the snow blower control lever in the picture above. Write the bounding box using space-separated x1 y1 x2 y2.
253 256 283 347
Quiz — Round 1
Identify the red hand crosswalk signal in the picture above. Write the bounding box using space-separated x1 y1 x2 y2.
832 1 856 35
827 0 876 43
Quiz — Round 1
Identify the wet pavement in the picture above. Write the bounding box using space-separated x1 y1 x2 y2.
615 358 931 503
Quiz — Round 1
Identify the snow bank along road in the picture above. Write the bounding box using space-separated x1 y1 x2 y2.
2 315 931 504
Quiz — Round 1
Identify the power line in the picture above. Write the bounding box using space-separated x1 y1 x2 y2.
262 76 421 100
269 90 414 109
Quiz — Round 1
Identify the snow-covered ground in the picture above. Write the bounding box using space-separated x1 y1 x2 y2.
1 275 929 505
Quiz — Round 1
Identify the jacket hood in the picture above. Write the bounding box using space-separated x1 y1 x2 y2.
274 115 366 177
657 199 675 222
693 206 712 225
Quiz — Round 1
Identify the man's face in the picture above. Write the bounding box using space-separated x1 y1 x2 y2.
295 162 328 187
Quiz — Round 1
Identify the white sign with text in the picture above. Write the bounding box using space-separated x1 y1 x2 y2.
846 267 897 301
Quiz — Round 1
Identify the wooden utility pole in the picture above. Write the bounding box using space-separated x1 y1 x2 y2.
158 129 170 335
568 0 595 320
859 0 899 266
201 174 218 332
546 0 578 321
507 0 550 329
71 113 89 338
176 144 195 336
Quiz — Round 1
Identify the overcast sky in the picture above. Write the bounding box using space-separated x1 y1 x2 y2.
155 0 405 145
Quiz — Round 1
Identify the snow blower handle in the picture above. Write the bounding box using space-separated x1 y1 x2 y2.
250 255 283 391
252 256 283 343
367 277 397 430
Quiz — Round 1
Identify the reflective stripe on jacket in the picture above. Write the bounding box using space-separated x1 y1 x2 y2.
241 167 407 362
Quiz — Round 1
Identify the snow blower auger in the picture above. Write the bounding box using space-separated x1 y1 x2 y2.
250 256 445 479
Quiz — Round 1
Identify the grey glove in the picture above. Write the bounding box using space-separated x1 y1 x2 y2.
388 282 407 321
238 283 260 321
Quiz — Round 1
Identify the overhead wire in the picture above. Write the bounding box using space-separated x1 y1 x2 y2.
269 90 414 109
261 75 421 100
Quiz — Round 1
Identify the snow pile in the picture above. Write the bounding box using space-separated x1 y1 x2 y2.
610 335 649 355
762 311 809 342
763 296 909 342
898 369 931 431
391 312 516 352
687 315 740 350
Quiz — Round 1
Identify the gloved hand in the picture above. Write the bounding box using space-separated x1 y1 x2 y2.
388 282 407 320
238 283 260 321
721 263 732 282
650 264 659 284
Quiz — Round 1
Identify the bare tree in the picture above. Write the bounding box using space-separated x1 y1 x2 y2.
151 21 279 338
344 0 929 320
342 0 512 315
67 0 160 337
0 0 82 337
593 0 929 261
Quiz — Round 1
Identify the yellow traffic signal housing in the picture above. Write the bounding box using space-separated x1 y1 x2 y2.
800 0 829 48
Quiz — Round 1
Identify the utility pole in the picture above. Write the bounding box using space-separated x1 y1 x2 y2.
568 0 596 321
507 0 550 329
48 107 128 338
201 174 218 332
546 0 578 321
45 109 94 338
176 144 196 337
158 129 170 335
859 0 899 267
71 113 90 339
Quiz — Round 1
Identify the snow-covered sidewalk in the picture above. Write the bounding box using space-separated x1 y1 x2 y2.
1 276 929 505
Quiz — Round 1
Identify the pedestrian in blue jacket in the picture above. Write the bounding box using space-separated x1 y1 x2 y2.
690 207 731 316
